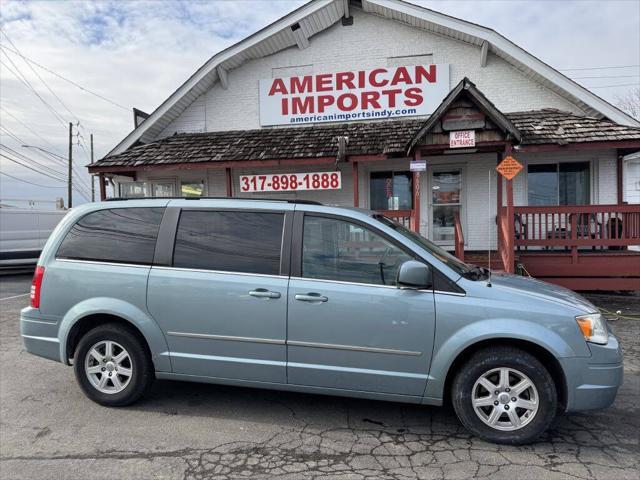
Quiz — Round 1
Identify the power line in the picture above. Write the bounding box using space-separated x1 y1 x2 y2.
0 43 129 111
560 64 640 71
0 106 66 155
0 170 66 189
0 54 69 127
1 30 81 125
0 145 67 179
0 153 67 182
1 146 92 198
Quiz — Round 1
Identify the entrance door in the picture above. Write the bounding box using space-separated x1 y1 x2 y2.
430 168 463 246
287 213 436 396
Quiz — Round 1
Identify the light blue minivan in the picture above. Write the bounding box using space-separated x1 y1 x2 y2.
20 198 623 444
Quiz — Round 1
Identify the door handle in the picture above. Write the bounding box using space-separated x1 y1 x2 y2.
295 293 328 303
249 289 281 299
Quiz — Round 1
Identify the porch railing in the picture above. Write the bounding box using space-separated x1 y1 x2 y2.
454 212 464 262
498 204 640 271
377 210 415 230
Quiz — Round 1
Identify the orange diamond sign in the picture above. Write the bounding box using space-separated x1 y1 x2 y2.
496 156 523 180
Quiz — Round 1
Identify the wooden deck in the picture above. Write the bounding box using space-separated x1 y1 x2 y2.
496 204 640 291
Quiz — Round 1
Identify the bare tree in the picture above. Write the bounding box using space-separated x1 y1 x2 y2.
615 87 640 120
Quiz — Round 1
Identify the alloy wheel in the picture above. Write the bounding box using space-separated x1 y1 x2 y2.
471 367 539 431
84 340 133 394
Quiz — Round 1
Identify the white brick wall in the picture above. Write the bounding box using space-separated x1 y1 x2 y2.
158 7 584 137
134 7 624 252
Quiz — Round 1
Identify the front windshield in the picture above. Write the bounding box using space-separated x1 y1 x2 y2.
374 215 475 278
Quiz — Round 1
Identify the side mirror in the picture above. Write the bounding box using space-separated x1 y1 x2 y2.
396 261 431 289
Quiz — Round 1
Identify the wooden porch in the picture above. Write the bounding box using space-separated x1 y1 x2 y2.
492 204 640 291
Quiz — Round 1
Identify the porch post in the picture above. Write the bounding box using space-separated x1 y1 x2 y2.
504 145 515 273
496 153 503 252
99 173 106 201
412 150 421 233
225 168 233 197
616 154 623 205
352 160 359 207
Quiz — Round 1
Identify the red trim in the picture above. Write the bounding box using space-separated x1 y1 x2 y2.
225 168 232 197
412 150 421 233
349 154 388 162
519 140 640 153
99 173 106 200
352 161 359 207
617 154 623 205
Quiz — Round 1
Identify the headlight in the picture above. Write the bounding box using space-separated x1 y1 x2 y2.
576 313 608 345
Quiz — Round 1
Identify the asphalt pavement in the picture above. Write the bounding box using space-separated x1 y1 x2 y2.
0 274 638 479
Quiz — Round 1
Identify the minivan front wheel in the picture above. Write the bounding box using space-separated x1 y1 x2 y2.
452 347 557 444
73 323 153 406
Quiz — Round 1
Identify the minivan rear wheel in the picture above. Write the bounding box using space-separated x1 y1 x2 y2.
73 323 153 406
451 346 557 445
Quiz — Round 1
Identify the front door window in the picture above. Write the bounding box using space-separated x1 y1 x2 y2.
370 171 413 210
431 169 462 244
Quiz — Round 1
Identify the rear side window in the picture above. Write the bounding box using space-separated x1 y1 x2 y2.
173 211 284 275
57 207 165 265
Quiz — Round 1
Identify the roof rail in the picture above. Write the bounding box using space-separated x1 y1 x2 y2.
104 196 323 205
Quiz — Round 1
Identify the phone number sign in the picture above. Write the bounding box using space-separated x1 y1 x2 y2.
239 171 342 193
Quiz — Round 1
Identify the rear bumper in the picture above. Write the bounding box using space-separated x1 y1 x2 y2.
20 307 61 363
561 333 623 412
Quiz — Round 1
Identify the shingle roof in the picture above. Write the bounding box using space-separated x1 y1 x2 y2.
508 109 640 145
90 119 425 168
91 110 640 169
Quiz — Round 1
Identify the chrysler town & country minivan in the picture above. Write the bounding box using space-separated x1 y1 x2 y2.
20 198 623 444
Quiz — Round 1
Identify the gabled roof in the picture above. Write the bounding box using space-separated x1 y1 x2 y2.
407 77 521 152
106 0 639 158
90 110 640 171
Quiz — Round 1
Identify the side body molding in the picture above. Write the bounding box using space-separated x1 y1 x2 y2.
58 297 172 372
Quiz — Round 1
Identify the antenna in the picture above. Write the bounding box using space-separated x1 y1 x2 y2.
487 170 492 287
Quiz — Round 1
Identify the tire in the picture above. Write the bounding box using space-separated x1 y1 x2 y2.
73 323 154 407
451 346 557 445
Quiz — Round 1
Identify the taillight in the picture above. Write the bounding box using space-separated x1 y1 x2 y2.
30 266 45 309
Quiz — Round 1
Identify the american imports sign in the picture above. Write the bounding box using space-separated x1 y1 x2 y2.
259 64 450 126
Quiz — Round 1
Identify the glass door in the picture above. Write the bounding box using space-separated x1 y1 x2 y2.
430 169 463 245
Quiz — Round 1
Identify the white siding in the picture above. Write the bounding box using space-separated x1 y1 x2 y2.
154 7 584 139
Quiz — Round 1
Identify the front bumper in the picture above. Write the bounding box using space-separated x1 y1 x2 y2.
561 333 623 412
20 307 61 363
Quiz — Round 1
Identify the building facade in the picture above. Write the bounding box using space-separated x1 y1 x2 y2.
89 0 640 290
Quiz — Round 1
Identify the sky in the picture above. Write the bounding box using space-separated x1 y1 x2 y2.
0 0 639 206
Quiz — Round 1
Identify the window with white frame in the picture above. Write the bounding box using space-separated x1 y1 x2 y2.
119 180 177 198
527 162 590 206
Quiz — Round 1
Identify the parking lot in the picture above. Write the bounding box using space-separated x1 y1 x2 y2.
0 273 638 480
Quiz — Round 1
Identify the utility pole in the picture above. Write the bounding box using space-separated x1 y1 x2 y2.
90 133 95 202
68 122 73 208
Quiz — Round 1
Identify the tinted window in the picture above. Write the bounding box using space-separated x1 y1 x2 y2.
528 162 590 205
370 171 413 210
57 207 165 265
173 211 284 275
302 215 413 286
